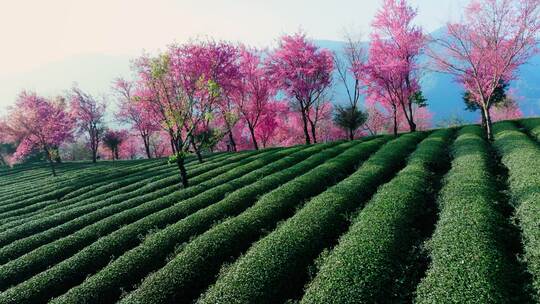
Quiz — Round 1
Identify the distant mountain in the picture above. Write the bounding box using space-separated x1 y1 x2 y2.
315 35 540 123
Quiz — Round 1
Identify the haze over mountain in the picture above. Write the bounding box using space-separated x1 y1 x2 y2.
1 31 539 123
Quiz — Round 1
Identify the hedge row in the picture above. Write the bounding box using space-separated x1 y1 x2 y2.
0 159 157 202
196 133 424 304
0 148 279 285
0 163 173 223
300 129 453 304
0 145 307 302
0 151 242 234
494 122 540 299
415 126 515 303
519 117 540 142
0 159 172 214
0 153 244 253
119 136 390 304
51 140 357 304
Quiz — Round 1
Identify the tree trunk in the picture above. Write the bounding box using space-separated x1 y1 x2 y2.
247 123 259 150
301 108 311 144
308 119 317 144
407 102 417 132
190 140 204 164
170 139 177 155
45 150 57 177
349 128 354 141
392 105 398 136
227 130 237 152
143 136 152 159
176 154 189 188
92 149 97 164
400 100 416 133
482 106 494 141
114 148 119 160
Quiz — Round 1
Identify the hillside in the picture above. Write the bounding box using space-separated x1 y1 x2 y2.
0 118 539 303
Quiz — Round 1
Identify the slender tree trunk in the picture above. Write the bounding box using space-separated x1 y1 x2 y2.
114 148 119 160
227 130 237 152
349 128 354 141
48 159 57 177
45 150 57 177
190 140 204 164
91 149 97 163
482 106 494 141
143 136 152 159
176 154 189 188
300 107 311 144
480 110 487 130
170 139 177 155
308 119 317 144
247 122 259 150
407 102 417 132
392 105 398 136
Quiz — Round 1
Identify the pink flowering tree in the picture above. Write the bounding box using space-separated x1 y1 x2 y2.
119 134 143 159
266 32 334 144
429 0 540 139
133 52 195 187
70 87 106 163
363 106 390 135
166 41 238 160
356 0 426 135
114 78 160 159
0 91 73 176
102 129 128 160
234 47 275 150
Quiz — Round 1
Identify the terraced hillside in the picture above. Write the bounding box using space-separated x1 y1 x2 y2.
0 118 539 304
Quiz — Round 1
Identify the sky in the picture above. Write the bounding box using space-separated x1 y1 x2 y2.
0 0 467 111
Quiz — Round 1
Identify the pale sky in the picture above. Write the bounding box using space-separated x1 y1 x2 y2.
0 0 467 110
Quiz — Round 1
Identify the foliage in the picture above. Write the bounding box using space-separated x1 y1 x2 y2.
332 104 368 140
429 0 540 139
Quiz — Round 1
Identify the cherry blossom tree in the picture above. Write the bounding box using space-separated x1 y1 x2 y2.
70 87 106 163
119 134 142 159
429 0 540 140
167 40 239 161
234 47 275 150
266 32 334 144
356 0 426 135
114 78 159 159
0 91 73 176
363 106 390 135
133 52 195 187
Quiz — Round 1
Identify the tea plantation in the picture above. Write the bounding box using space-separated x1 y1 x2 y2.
0 118 539 304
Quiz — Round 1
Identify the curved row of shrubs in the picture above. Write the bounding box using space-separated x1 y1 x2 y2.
0 145 311 303
0 147 285 290
0 159 161 203
0 151 245 238
50 140 360 303
0 151 247 252
519 117 540 142
299 129 453 304
45 141 351 303
0 163 173 224
0 159 173 215
414 126 516 303
494 121 540 299
120 136 388 304
195 132 424 304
